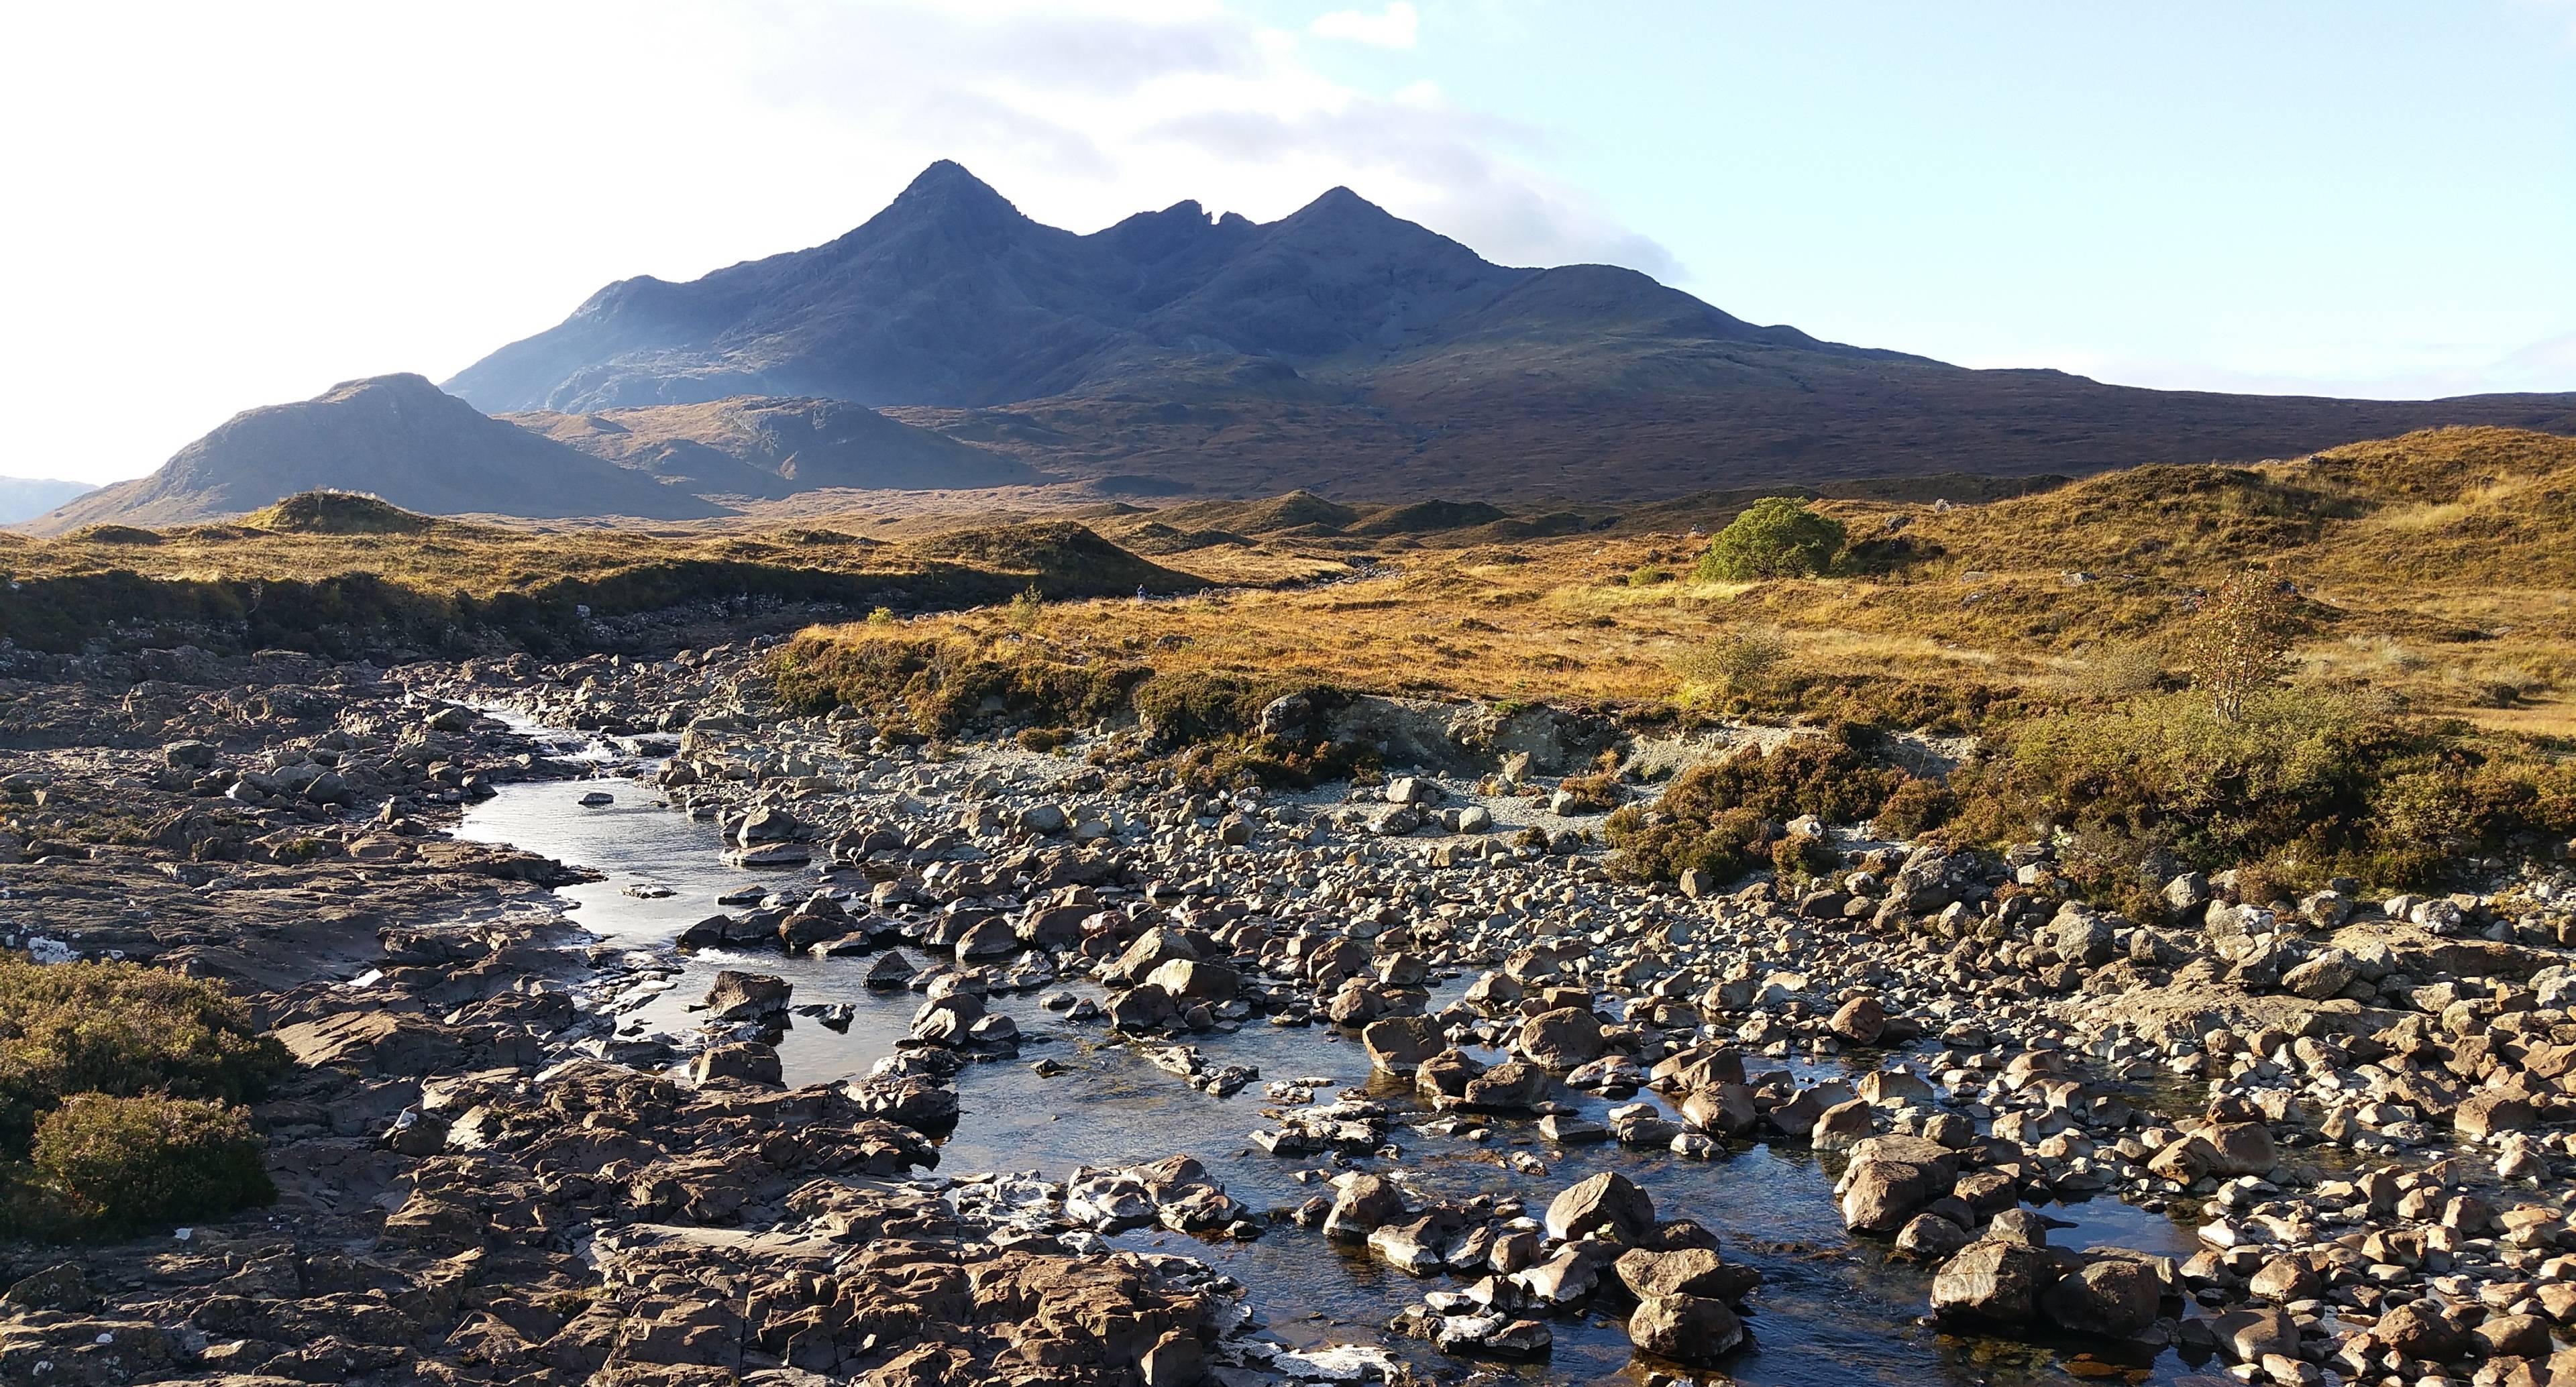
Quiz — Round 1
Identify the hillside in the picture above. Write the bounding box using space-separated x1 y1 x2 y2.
29 375 726 534
504 396 1035 497
0 491 1201 655
775 427 2576 742
447 161 2576 500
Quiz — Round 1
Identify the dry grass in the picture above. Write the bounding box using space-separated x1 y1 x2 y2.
796 427 2576 739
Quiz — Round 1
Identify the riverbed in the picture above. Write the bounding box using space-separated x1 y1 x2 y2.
459 764 2220 1386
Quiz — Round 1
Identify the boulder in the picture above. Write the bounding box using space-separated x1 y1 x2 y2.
2038 1258 2160 1339
1829 995 1887 1045
1929 1239 2057 1325
1362 1015 1444 1074
1544 1171 1654 1243
702 970 791 1021
1626 1294 1745 1366
1518 1006 1607 1068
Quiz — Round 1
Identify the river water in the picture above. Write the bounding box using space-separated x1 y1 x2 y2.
459 769 2223 1387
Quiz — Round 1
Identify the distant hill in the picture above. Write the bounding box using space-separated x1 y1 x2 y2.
25 375 728 535
505 396 1035 497
446 160 2576 500
0 477 94 524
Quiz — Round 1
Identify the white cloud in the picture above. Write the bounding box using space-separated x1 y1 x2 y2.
1309 1 1419 49
0 0 1667 486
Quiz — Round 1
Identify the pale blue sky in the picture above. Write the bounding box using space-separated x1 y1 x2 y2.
1285 1 2576 396
3 1 2569 486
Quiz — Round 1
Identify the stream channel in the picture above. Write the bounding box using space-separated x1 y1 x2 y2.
455 732 2222 1387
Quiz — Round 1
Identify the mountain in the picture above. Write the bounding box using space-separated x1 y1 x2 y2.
0 478 95 524
445 161 2576 500
27 374 727 535
504 396 1037 497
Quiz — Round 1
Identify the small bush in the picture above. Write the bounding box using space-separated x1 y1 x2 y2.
1553 750 1626 812
1770 833 1839 884
1006 584 1044 632
1606 802 1774 885
1682 725 1906 824
2074 639 2169 700
1696 498 1847 580
1671 628 1786 706
1016 726 1068 753
2184 567 2300 722
1946 687 2576 897
24 1093 273 1233
0 960 288 1160
866 606 897 626
1873 775 1958 840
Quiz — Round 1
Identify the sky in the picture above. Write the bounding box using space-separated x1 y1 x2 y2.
3 0 2571 487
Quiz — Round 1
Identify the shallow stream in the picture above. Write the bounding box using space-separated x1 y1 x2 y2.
459 769 2220 1386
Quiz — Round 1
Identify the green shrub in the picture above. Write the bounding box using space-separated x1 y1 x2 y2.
1553 751 1626 812
1606 803 1774 885
1678 725 1904 824
1873 775 1958 840
1947 687 2576 898
25 1093 273 1233
1770 832 1840 884
1696 498 1847 580
0 960 288 1160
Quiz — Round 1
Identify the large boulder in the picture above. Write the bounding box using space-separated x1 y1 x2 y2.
1362 1015 1444 1074
2038 1258 2161 1339
1614 1247 1760 1304
1144 957 1238 1003
702 970 791 1022
1518 1006 1606 1069
1323 1173 1403 1242
1627 1294 1745 1366
1929 1239 2057 1325
1544 1171 1654 1243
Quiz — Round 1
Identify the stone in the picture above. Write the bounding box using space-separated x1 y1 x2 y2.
1517 1005 1605 1069
1893 1211 1973 1261
1324 1174 1403 1241
1544 1171 1656 1243
1626 1294 1744 1366
1362 1015 1444 1074
2373 1300 2465 1360
1829 995 1888 1044
1614 1247 1760 1303
1929 1239 2055 1324
702 970 791 1021
690 1042 783 1087
2038 1258 2159 1339
1839 1158 1937 1235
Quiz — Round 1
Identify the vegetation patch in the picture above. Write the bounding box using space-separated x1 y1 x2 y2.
0 960 286 1237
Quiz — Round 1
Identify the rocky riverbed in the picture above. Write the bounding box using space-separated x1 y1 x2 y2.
5 639 2576 1387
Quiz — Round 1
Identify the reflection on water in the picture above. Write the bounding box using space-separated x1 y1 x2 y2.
460 773 2212 1387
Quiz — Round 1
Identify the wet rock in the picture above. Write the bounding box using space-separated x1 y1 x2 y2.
1893 1211 1973 1261
2037 1258 2159 1339
702 968 792 1021
1829 994 1888 1044
1614 1247 1759 1304
1324 1172 1403 1241
1929 1239 2057 1325
1518 1005 1605 1068
1544 1170 1654 1243
691 1041 784 1087
1627 1292 1745 1366
1362 1015 1444 1074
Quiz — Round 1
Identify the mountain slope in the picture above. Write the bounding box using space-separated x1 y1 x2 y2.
28 375 726 535
506 396 1038 497
445 160 2576 500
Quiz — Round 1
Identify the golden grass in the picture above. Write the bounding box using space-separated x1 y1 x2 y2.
796 427 2576 737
